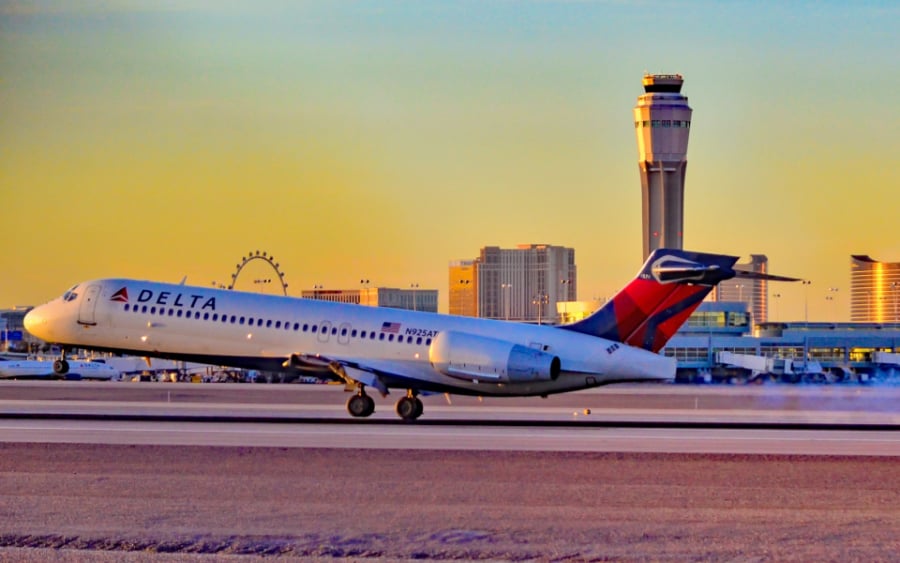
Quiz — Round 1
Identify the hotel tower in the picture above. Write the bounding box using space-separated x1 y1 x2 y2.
634 74 693 260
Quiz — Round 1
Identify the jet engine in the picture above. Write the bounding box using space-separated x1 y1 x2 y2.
429 331 560 383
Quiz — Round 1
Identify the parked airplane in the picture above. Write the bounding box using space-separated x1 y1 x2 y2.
23 249 795 419
0 357 118 380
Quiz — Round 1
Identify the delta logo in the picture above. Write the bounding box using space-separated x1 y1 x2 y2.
109 286 217 310
110 288 129 303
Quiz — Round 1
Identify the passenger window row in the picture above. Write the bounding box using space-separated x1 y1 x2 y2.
122 303 433 346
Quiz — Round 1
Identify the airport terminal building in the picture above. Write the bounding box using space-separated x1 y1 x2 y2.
663 302 900 384
1 307 42 353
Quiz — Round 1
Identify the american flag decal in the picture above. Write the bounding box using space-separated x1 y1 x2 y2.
381 321 401 334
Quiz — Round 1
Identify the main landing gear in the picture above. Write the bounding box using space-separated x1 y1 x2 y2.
53 348 69 375
346 386 375 418
345 385 424 421
395 390 423 421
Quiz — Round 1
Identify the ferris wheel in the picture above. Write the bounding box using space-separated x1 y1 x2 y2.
225 250 289 296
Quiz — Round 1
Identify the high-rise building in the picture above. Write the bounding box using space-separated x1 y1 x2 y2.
634 73 693 260
448 260 477 317
850 255 900 322
449 244 576 323
711 255 768 325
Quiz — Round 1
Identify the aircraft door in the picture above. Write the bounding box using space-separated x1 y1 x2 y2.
317 320 332 343
78 285 101 326
337 323 351 345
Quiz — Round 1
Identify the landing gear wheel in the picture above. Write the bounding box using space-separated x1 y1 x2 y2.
53 359 69 375
347 394 375 418
396 396 423 421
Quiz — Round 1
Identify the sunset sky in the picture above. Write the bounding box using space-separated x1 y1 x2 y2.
2 1 898 321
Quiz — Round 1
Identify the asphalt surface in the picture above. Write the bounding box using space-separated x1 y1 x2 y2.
2 381 899 424
0 381 898 560
1 445 898 561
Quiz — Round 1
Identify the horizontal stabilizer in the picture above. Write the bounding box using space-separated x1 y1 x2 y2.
733 269 802 282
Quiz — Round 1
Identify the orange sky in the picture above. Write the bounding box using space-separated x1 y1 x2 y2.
1 2 898 320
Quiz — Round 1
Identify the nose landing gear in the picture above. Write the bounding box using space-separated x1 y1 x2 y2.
53 348 69 375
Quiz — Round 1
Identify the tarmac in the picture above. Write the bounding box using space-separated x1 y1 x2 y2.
0 381 898 560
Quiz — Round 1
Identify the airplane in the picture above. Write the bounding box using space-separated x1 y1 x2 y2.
0 357 118 380
22 248 796 420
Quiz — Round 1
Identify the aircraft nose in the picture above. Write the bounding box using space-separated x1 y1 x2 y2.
24 307 46 338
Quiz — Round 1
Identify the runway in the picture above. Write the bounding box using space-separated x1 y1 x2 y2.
0 381 897 455
2 381 899 560
1 419 897 455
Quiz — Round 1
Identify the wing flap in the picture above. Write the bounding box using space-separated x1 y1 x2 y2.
284 353 435 396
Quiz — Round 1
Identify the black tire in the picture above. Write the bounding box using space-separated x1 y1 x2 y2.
414 397 424 418
53 359 69 375
362 395 375 416
347 394 375 418
395 397 421 421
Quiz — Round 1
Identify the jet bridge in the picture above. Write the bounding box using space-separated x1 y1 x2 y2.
873 351 900 367
715 351 824 382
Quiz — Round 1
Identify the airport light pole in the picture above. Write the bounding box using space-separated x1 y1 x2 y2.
501 283 512 321
826 287 839 322
410 283 419 312
253 279 273 294
314 284 324 301
456 279 471 316
532 292 549 325
801 280 812 325
560 279 572 324
360 279 371 306
772 293 781 323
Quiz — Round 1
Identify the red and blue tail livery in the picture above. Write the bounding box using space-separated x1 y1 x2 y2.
562 249 751 353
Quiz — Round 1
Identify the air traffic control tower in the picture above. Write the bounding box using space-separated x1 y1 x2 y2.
634 74 692 260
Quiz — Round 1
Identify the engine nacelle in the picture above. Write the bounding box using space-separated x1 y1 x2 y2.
429 331 560 383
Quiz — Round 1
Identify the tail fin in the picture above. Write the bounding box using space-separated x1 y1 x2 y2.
560 249 740 353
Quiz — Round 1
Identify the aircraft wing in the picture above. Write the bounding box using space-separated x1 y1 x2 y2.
282 353 431 396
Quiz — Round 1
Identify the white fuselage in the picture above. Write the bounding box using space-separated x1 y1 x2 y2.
24 279 675 396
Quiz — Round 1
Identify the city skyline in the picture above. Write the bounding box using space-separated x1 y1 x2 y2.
2 1 898 321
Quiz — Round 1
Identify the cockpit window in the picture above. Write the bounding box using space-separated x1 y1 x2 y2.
62 285 80 302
